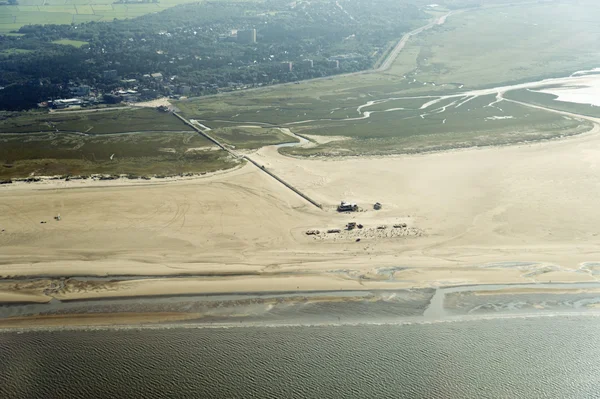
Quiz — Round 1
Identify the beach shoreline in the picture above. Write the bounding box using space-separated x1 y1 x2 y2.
4 95 600 327
3 281 600 330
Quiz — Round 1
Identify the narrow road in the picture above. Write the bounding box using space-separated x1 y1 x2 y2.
49 106 133 114
378 12 454 72
181 11 454 103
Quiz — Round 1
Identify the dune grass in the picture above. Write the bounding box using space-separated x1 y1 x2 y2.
0 131 237 178
0 108 193 134
210 126 298 150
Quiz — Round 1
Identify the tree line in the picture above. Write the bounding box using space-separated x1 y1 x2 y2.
0 0 427 110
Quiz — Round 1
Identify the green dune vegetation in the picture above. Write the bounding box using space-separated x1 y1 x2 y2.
176 1 600 157
0 109 238 178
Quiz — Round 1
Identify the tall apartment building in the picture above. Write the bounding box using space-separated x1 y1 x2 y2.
328 60 340 69
298 59 314 69
280 62 293 72
237 29 257 44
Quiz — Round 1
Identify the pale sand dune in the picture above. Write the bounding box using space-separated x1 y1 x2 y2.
3 123 600 302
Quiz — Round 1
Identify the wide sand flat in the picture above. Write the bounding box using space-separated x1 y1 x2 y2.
253 122 600 268
2 124 600 301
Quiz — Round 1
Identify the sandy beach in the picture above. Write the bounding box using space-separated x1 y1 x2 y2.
3 115 600 322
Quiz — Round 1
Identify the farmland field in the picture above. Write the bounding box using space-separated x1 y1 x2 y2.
51 39 89 47
0 0 259 33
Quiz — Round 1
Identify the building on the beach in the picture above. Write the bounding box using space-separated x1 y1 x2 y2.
298 59 314 69
337 201 358 212
51 98 83 109
116 89 140 102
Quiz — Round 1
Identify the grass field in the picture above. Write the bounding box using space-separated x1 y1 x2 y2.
187 89 591 156
52 39 89 47
0 131 237 178
0 0 256 33
281 94 591 156
0 108 238 178
406 2 600 90
0 108 193 134
281 124 591 157
210 126 299 150
178 94 364 126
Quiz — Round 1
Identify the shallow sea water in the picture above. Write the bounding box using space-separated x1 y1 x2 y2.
1 315 599 398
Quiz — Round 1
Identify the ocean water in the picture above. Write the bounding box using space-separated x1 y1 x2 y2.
1 316 600 398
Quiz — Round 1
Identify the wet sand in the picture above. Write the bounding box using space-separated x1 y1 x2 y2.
4 281 600 329
0 312 204 328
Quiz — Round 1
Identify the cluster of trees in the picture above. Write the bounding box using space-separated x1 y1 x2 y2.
0 0 427 110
